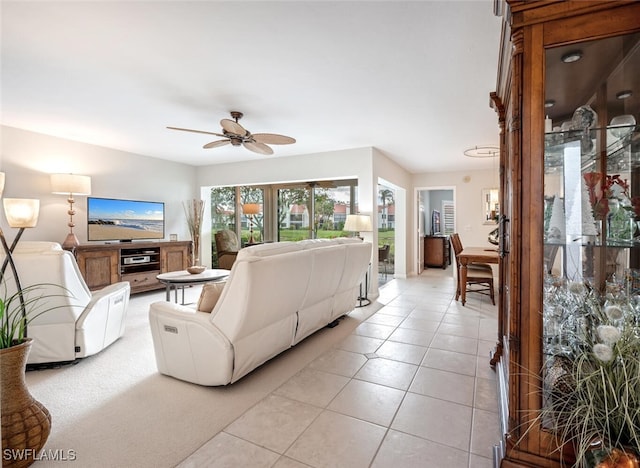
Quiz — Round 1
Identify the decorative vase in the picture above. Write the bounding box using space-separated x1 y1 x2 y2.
1 339 51 468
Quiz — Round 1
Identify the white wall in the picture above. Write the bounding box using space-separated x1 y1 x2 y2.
413 168 499 248
0 126 198 244
373 149 412 281
196 146 413 295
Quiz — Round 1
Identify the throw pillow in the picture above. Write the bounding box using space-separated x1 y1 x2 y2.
197 281 226 313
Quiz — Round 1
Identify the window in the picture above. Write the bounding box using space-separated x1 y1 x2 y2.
210 180 358 264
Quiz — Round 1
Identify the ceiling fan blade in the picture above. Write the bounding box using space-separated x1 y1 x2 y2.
252 133 296 145
220 119 247 136
167 126 226 138
243 141 274 155
203 140 231 149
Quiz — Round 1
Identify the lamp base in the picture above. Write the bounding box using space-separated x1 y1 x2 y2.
61 232 80 251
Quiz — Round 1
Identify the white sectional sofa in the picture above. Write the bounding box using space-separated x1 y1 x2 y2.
148 238 372 386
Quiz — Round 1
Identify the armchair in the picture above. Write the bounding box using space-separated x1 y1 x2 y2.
5 242 130 364
214 229 240 270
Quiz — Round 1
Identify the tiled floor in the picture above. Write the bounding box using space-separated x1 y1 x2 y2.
179 268 500 468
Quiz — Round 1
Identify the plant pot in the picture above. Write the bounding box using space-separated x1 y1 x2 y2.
1 339 51 468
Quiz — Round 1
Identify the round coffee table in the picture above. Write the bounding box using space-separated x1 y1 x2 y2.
156 269 230 304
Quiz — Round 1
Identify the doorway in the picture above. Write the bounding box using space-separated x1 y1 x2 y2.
416 186 456 276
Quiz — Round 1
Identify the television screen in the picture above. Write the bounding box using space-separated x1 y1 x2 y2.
87 197 165 241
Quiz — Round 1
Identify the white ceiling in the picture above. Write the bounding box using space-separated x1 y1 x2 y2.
1 1 503 174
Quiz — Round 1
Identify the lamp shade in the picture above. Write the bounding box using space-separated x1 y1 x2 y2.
3 198 40 228
50 173 91 195
344 214 372 232
242 203 261 215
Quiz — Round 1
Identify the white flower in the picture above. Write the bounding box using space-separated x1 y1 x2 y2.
597 325 621 344
593 343 614 362
604 304 624 321
568 281 586 295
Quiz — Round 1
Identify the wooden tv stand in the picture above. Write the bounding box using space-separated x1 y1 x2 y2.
74 241 192 294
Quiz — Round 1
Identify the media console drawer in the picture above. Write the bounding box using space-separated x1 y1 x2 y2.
122 271 161 292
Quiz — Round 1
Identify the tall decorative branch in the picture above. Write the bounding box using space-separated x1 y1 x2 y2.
183 199 205 266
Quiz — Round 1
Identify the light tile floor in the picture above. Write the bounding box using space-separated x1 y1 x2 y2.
179 268 500 468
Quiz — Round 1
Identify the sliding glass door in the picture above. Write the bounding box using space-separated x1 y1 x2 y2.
277 181 357 241
210 179 358 265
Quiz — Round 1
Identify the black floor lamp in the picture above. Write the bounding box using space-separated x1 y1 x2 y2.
0 191 41 338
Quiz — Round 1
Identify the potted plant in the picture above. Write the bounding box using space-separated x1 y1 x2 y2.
183 199 205 274
533 278 640 467
0 280 66 467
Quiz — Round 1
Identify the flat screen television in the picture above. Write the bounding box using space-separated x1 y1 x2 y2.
87 197 165 242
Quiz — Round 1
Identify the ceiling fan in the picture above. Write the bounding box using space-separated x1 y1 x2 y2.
167 111 296 155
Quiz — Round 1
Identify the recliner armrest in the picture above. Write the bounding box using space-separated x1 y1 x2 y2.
77 282 130 324
148 301 234 385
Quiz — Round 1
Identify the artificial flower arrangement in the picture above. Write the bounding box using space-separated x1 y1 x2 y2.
584 172 640 221
540 275 640 467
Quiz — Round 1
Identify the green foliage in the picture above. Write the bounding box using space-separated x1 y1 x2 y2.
0 282 69 349
532 282 640 466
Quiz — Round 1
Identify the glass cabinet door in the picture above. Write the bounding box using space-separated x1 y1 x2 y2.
541 32 640 463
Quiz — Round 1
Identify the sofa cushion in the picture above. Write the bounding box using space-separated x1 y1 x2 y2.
236 241 301 261
298 238 339 249
197 281 226 313
335 237 363 244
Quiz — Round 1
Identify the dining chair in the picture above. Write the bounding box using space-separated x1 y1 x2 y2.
378 244 390 279
450 233 495 305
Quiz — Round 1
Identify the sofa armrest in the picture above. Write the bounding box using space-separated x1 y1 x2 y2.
148 301 234 385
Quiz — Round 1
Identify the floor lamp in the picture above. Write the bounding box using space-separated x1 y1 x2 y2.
50 173 91 251
0 195 41 337
242 203 261 244
344 214 373 306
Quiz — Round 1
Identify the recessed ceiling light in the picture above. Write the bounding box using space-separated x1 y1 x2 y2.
561 51 583 63
616 90 633 100
544 99 556 108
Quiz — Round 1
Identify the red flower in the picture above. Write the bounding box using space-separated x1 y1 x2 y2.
583 172 632 220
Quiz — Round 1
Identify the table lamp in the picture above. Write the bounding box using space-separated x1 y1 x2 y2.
50 173 91 250
344 214 372 239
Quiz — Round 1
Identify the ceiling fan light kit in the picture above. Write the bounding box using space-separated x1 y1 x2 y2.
168 111 295 155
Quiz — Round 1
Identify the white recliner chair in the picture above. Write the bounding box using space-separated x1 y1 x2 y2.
2 242 130 364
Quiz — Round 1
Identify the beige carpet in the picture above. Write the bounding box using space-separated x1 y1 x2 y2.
26 286 379 468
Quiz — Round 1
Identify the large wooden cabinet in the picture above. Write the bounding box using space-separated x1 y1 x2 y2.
492 2 640 467
75 241 192 294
